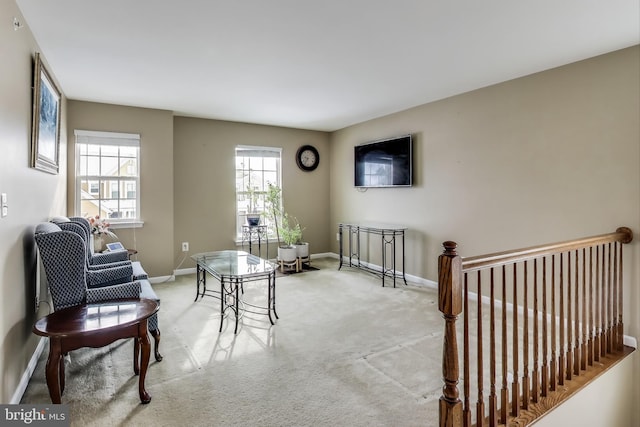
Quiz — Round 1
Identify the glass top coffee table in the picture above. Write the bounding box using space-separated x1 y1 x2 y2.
191 250 278 334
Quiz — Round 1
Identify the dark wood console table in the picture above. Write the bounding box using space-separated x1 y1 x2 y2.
33 299 159 404
338 222 408 287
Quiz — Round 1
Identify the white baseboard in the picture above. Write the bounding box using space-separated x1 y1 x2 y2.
174 267 196 276
624 335 637 349
11 337 47 404
148 275 175 284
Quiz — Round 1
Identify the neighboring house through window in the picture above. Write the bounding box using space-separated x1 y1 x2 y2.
235 146 281 239
74 130 141 225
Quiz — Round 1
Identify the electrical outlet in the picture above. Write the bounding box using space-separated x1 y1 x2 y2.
181 242 189 252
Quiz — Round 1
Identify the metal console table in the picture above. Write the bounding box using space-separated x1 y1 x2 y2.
338 222 408 287
241 224 269 259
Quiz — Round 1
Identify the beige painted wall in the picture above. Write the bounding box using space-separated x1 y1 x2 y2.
66 101 174 277
330 46 640 424
0 1 67 403
173 117 330 265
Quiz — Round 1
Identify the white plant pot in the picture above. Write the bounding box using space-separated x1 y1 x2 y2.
278 246 298 262
296 242 309 259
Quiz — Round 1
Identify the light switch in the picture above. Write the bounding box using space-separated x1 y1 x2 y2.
1 193 7 218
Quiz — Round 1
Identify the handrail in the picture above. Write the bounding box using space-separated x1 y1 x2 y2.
461 227 632 272
437 227 634 427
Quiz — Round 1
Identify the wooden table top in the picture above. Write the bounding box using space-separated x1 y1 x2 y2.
33 299 159 338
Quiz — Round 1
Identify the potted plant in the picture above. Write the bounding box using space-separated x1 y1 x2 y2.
265 183 297 263
294 219 310 262
245 184 261 226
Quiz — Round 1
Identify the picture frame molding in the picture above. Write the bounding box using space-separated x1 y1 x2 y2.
30 52 61 174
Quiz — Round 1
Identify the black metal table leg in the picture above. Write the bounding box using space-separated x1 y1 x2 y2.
219 278 225 333
234 279 240 334
338 225 343 270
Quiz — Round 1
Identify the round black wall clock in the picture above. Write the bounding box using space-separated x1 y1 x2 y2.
295 145 320 171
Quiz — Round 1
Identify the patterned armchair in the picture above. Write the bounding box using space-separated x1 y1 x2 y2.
50 216 148 280
34 222 162 361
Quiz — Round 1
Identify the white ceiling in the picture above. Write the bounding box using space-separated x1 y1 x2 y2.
15 0 640 132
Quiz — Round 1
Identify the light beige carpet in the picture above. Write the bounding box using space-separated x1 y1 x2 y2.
21 257 444 427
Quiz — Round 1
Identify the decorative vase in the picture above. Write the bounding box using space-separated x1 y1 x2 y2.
93 234 105 253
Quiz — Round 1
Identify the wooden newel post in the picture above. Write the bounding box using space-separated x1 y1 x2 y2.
438 241 463 427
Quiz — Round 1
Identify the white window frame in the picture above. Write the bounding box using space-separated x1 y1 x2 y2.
74 130 143 228
235 145 282 240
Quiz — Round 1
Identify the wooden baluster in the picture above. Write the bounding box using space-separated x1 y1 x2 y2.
607 243 613 354
558 253 565 386
532 258 540 403
550 254 557 391
600 245 607 357
581 248 587 371
489 268 497 427
588 247 594 366
500 265 508 424
438 241 463 427
612 242 618 352
617 242 624 351
463 274 470 427
511 264 519 417
574 249 580 376
541 257 549 397
477 271 485 426
522 261 530 409
595 245 601 362
566 251 573 381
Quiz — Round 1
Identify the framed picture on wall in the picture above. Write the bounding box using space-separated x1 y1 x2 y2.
30 52 61 174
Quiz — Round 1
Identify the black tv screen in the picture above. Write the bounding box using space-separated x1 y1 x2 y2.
354 135 412 188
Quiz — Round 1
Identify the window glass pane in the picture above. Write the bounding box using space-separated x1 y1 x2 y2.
87 156 100 175
87 144 100 155
264 171 278 186
264 157 278 170
120 158 137 177
101 157 118 176
79 155 87 175
123 180 136 199
118 199 136 218
101 145 118 157
81 202 100 218
120 146 137 157
102 199 119 216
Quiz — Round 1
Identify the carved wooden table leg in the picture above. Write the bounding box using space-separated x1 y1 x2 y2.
46 337 63 404
138 319 152 404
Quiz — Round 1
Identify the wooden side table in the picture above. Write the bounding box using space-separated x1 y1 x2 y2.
33 299 159 404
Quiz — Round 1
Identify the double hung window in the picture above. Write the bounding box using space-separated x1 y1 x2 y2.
74 130 141 224
235 146 281 239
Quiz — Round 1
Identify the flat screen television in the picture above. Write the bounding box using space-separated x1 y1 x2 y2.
354 134 413 188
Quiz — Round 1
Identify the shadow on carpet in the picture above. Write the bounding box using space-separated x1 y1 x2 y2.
276 263 319 277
